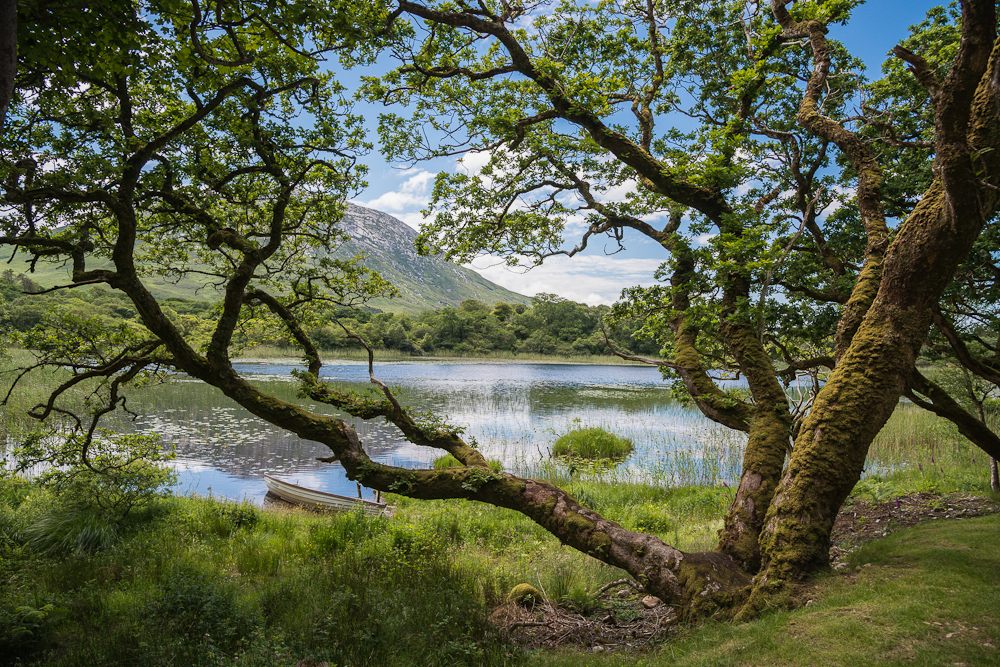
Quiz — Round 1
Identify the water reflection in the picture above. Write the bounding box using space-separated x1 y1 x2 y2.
125 361 743 503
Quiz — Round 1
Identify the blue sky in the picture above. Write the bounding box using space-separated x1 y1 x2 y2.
349 1 944 305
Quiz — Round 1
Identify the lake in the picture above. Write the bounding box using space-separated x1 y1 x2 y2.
126 360 747 503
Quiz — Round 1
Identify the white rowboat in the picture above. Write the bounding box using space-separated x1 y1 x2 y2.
263 474 389 516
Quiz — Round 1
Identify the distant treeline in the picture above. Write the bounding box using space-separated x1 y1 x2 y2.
0 272 658 358
312 294 659 357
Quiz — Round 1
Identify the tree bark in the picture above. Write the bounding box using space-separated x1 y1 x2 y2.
742 8 1000 617
714 320 793 572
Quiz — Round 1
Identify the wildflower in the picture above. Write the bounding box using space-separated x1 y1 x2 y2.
919 463 923 473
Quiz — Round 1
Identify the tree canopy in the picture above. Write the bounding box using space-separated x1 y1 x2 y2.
2 0 1000 620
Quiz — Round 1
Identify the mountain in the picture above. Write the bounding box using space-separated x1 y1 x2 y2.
0 205 531 314
337 204 530 314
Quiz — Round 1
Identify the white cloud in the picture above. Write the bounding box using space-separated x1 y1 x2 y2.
400 169 436 193
457 150 493 176
594 178 638 203
355 169 436 215
465 255 664 306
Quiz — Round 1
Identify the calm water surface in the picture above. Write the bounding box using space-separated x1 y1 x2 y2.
128 360 739 503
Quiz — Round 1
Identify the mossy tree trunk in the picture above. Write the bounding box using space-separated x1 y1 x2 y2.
741 1 1000 615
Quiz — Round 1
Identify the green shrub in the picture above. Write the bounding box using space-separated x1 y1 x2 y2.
149 564 260 654
551 426 634 461
0 602 68 665
184 498 261 537
12 431 176 518
307 505 388 555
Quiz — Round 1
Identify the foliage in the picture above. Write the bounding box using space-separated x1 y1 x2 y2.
149 563 262 655
10 431 176 517
552 426 635 462
0 486 523 667
0 602 69 665
0 281 658 359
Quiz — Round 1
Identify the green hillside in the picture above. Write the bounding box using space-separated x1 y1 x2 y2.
0 204 530 314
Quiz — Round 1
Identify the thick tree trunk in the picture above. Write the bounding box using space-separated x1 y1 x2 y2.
742 21 1000 617
715 320 793 572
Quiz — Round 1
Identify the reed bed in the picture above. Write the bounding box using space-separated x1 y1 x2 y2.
863 401 995 494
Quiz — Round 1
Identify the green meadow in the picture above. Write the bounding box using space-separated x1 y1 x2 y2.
1 346 998 666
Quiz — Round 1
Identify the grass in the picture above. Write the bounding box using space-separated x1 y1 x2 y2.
3 473 996 667
531 514 1000 667
0 487 524 667
551 426 635 461
0 469 736 667
3 350 999 665
863 402 996 496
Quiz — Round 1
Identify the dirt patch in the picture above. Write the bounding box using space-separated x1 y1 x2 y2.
489 492 1000 652
490 579 675 653
828 492 1000 567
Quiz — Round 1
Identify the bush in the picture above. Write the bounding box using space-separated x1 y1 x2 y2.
23 503 120 555
0 602 68 665
551 426 634 461
184 498 260 537
12 431 176 518
149 564 261 655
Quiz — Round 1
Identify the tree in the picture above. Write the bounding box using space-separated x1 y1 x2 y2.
0 0 399 509
2 0 1000 622
0 0 14 131
360 0 1000 616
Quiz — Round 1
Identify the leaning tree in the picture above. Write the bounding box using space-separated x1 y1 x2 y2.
2 0 1000 619
362 0 1000 616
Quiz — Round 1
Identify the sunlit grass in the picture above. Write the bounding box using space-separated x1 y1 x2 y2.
0 488 521 666
864 402 996 496
532 515 1000 667
552 426 635 461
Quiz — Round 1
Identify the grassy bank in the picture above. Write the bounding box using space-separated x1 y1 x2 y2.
3 349 999 665
2 472 997 667
535 513 1000 667
0 473 731 667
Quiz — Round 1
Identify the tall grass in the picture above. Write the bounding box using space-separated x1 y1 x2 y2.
0 488 521 667
0 349 87 440
551 426 635 461
865 402 995 494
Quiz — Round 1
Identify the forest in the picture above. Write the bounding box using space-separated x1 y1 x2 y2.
0 271 657 358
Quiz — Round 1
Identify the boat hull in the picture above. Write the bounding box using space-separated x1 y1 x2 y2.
263 475 388 516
